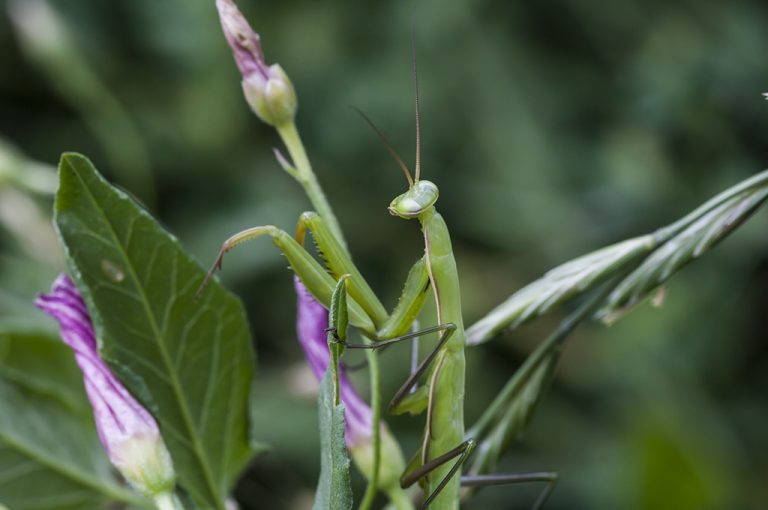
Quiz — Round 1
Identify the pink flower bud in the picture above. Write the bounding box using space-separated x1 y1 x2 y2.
216 0 297 126
36 274 175 498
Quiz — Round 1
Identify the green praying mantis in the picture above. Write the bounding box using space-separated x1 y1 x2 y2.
197 56 557 510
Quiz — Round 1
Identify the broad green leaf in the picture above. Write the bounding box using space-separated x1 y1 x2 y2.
313 371 353 510
0 333 145 510
54 153 257 510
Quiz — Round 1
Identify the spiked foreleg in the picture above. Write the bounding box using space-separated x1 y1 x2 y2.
196 224 376 335
297 212 388 327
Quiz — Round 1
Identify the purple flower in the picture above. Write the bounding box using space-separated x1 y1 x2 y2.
215 0 297 126
36 274 175 497
294 277 373 448
294 278 408 493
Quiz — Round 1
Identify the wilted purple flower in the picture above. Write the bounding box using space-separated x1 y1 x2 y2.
216 0 297 126
294 276 373 448
36 274 175 498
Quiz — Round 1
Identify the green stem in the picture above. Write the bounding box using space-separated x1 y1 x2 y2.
276 121 349 255
357 347 381 510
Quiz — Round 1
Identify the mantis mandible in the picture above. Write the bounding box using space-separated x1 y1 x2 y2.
198 52 555 510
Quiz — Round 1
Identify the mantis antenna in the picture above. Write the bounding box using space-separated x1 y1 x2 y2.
350 106 414 187
412 31 422 183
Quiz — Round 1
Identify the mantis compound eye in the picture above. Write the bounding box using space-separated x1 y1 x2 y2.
388 180 439 219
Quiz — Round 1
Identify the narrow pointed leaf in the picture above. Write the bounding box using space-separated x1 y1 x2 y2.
468 351 559 477
54 153 257 509
313 370 353 510
466 236 654 345
598 185 768 322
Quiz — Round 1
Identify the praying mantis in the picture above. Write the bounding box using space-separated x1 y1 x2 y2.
197 54 557 510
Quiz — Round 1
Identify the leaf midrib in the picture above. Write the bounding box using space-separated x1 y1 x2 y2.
65 158 225 510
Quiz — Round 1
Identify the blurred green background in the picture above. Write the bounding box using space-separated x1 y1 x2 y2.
1 0 768 509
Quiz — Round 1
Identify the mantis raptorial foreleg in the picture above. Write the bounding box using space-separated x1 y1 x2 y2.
197 224 375 334
197 214 431 340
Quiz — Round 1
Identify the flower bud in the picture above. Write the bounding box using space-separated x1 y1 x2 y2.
216 0 297 126
36 274 175 498
241 64 297 127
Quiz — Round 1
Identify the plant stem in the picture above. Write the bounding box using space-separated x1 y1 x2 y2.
357 346 381 510
276 121 349 255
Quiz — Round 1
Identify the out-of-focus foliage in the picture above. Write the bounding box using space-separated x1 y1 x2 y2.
0 332 146 510
1 0 767 509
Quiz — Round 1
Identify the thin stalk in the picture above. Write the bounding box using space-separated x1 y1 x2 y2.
276 121 349 255
358 347 381 510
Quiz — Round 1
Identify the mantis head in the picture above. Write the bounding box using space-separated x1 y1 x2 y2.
388 180 439 219
358 39 438 221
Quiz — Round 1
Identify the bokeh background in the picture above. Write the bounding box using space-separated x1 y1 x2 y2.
2 0 768 509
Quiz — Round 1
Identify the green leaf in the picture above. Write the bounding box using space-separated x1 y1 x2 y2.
313 370 353 510
54 153 257 510
0 332 145 510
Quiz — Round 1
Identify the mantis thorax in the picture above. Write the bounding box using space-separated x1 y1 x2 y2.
388 180 439 219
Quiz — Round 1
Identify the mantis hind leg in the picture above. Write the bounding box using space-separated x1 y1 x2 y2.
461 472 558 510
399 438 557 510
401 439 475 510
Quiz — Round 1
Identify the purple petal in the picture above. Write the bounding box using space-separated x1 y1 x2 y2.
36 274 160 462
294 277 373 447
215 0 269 80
